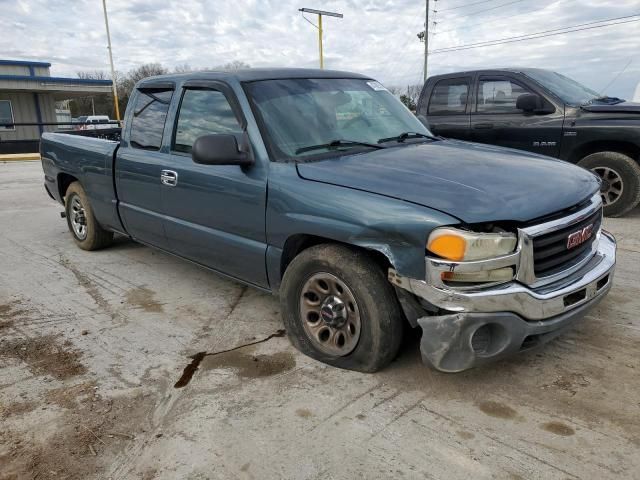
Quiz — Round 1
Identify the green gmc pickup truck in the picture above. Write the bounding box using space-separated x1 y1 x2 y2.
41 68 616 373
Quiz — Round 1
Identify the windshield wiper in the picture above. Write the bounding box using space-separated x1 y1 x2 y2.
377 131 437 144
295 139 385 154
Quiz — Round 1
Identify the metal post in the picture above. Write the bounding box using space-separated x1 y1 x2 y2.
102 0 121 124
424 0 429 83
299 8 342 70
318 14 323 69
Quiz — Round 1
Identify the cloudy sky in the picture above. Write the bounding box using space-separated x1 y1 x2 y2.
2 0 639 98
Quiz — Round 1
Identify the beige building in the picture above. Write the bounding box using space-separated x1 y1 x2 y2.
0 59 112 153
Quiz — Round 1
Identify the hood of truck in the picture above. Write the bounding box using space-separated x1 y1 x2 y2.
581 101 640 114
296 140 600 224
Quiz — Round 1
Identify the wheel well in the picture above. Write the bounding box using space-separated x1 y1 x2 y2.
280 234 392 279
57 173 78 201
570 140 640 164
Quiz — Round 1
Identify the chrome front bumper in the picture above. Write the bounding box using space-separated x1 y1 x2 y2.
390 231 616 321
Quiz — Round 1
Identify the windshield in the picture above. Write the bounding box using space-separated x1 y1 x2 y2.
523 70 602 106
245 78 433 161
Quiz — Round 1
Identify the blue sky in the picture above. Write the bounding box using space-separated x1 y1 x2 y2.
2 0 639 98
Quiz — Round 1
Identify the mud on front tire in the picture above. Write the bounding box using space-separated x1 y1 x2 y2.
578 151 640 217
64 181 114 251
280 244 404 373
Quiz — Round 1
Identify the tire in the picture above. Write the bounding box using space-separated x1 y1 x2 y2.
280 244 404 373
578 151 640 217
64 181 114 250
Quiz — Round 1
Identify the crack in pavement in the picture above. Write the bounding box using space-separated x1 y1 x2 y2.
173 329 286 388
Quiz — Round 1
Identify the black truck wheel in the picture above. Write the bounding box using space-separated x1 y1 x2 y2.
579 152 640 217
64 181 114 250
280 244 404 372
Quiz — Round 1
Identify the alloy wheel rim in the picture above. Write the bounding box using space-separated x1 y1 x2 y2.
70 195 88 240
593 166 624 206
299 272 361 356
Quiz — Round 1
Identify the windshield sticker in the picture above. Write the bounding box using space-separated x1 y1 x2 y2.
366 81 388 91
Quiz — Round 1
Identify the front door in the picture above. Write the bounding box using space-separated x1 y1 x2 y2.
162 82 269 287
471 75 563 157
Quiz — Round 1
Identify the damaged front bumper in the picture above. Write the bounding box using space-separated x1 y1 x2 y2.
390 231 616 372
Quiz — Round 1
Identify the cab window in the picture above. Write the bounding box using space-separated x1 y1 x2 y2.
129 89 173 150
173 89 242 154
428 78 469 115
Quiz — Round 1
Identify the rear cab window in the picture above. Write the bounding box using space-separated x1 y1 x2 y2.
428 78 470 115
129 89 174 150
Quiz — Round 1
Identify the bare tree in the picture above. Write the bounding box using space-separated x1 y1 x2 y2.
173 64 193 73
213 60 251 71
70 61 251 118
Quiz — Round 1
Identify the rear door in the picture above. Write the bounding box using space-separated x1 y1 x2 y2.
471 74 563 157
115 84 175 249
423 76 471 140
162 81 269 287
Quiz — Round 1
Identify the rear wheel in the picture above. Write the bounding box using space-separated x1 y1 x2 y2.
578 151 640 217
280 244 404 372
64 182 113 250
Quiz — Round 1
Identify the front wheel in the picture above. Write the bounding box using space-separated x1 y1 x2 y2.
64 181 114 250
578 151 640 217
280 244 404 372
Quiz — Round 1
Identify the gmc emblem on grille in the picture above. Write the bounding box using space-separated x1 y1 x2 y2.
567 224 594 249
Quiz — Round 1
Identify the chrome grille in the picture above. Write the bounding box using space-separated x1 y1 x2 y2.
516 193 603 286
532 209 602 276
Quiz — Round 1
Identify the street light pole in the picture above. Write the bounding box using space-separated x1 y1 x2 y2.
424 0 429 83
102 0 121 124
318 13 323 69
299 8 343 69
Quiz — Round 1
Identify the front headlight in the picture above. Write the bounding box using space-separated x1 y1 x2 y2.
427 227 517 262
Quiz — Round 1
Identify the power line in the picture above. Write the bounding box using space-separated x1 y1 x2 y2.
436 0 526 19
435 0 561 34
599 59 632 94
435 13 640 51
437 0 501 12
431 14 640 53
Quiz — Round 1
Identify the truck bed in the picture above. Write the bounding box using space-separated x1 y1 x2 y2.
40 132 124 234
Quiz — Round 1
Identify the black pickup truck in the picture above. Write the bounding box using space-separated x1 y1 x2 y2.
418 68 640 217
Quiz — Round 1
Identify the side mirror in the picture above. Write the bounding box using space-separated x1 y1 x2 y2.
191 133 254 167
516 93 555 114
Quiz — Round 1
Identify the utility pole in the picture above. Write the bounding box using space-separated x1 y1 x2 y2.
102 0 121 124
424 0 429 83
299 8 343 69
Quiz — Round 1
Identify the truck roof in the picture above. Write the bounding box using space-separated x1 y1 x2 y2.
428 67 552 80
138 68 371 87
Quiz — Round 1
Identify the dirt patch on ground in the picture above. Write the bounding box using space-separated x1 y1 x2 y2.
0 386 155 480
45 382 97 409
0 400 37 419
0 334 87 380
541 421 575 436
0 300 28 331
542 372 591 396
477 400 518 420
202 350 295 379
126 286 164 313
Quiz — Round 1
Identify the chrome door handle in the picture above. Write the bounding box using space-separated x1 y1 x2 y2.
161 170 178 187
